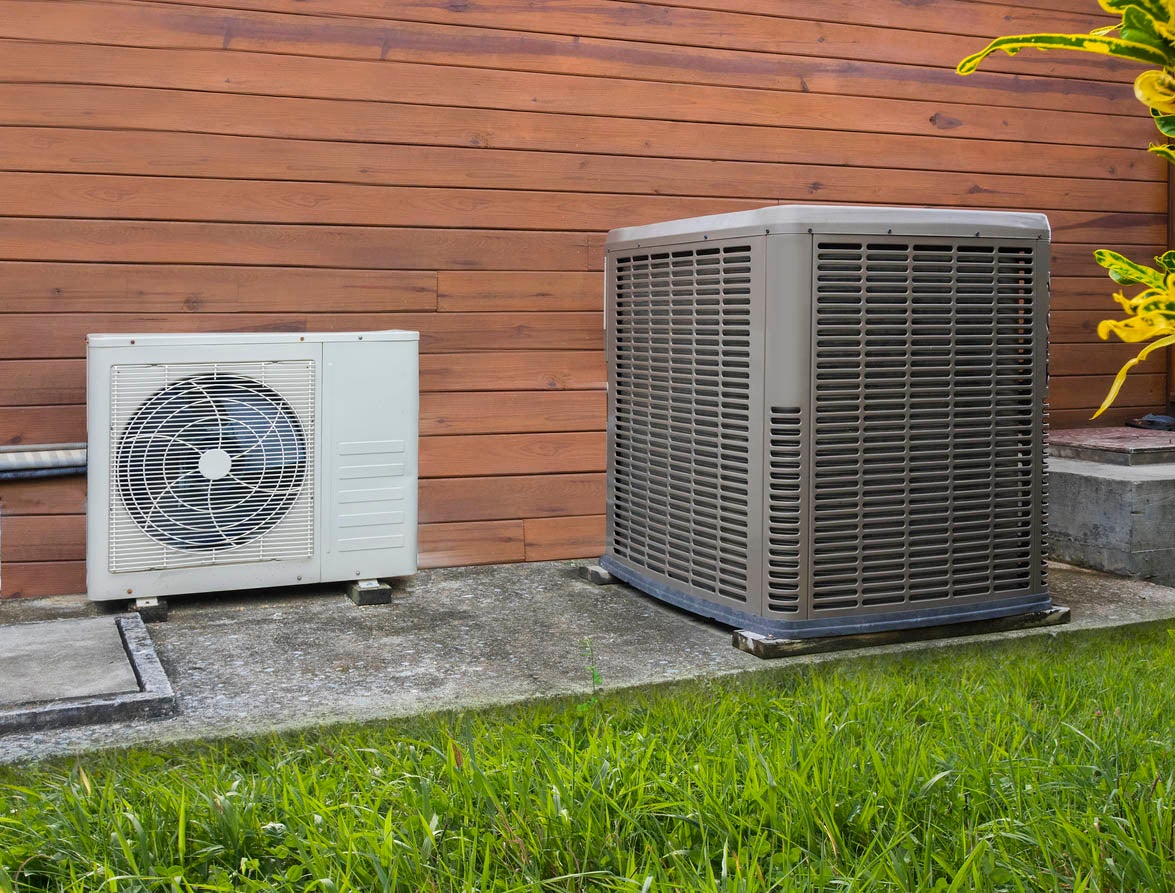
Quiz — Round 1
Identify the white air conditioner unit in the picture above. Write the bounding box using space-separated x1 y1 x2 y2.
603 205 1051 637
86 331 418 602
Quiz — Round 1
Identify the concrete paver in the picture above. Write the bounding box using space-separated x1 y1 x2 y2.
0 560 1173 764
0 617 138 707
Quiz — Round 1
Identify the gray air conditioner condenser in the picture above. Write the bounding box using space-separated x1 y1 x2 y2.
601 205 1051 637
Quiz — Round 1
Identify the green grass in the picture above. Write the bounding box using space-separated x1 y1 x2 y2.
3 623 1175 892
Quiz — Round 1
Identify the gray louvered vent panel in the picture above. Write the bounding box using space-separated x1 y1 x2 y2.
812 241 1039 611
767 408 802 613
611 244 753 602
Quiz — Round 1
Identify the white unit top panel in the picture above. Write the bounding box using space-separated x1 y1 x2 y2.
88 331 420 349
606 204 1051 250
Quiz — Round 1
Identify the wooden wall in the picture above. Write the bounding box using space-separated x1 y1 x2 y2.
0 0 1164 597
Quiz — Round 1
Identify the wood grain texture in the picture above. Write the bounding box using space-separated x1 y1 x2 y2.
0 477 86 516
1 405 86 446
437 272 603 312
0 560 85 598
0 40 1149 148
419 473 605 524
420 432 605 478
0 89 1157 183
420 391 605 435
0 0 1161 596
2 514 85 562
1 128 1162 198
0 262 437 313
0 0 1130 91
2 173 1163 236
418 520 526 568
524 514 605 562
0 312 602 359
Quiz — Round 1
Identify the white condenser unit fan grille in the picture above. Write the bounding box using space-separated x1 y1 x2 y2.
109 361 315 573
603 206 1051 638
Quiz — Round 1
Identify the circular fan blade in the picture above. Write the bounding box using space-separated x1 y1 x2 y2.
115 373 308 551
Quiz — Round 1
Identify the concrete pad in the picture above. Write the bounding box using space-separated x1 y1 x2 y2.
0 616 138 707
1 560 1174 764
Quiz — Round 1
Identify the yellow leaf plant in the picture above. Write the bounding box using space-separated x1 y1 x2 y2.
959 0 1175 417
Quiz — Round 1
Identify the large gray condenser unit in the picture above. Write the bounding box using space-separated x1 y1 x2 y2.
601 205 1051 637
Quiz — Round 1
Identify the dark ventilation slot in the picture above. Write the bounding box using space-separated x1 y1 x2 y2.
767 408 803 613
611 243 753 602
811 240 1041 612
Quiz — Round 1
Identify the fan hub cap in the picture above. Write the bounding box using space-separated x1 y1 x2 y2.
198 448 233 481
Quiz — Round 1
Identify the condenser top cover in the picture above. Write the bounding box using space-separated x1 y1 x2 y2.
607 205 1051 248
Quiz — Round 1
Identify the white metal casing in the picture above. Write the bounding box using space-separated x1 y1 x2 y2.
86 331 418 601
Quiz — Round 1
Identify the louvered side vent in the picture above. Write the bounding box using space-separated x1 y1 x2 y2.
611 244 753 602
812 241 1040 611
767 408 803 613
109 361 316 573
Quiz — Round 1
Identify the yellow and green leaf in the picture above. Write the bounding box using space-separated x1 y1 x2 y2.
1099 0 1170 24
957 34 1168 75
1094 334 1175 418
1095 249 1168 287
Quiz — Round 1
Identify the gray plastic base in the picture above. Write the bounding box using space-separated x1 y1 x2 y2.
600 555 1053 639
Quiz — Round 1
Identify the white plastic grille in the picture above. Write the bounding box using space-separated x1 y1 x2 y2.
610 244 753 602
766 408 803 613
109 361 315 573
811 241 1041 611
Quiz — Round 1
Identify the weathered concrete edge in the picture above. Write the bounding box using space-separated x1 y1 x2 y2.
733 606 1071 659
0 615 176 734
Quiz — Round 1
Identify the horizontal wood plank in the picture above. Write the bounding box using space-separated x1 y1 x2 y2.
0 360 85 405
0 560 84 598
1050 373 1164 411
0 311 601 359
0 262 437 313
524 514 605 562
420 432 605 478
437 272 603 312
417 520 525 568
0 354 607 405
0 130 1162 214
1051 406 1144 429
419 473 604 523
2 513 84 562
420 390 604 435
4 393 609 445
1 405 85 446
420 352 606 392
0 477 85 515
0 41 1151 149
0 218 595 270
0 85 1156 182
1051 341 1155 377
1 174 1162 242
0 0 1126 88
